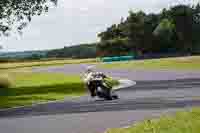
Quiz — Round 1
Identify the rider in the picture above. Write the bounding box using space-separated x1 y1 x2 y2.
83 66 109 97
83 66 97 97
83 66 118 100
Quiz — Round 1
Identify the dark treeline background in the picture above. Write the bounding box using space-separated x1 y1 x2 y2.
46 44 97 59
1 4 200 61
47 4 200 59
97 4 200 57
0 44 97 62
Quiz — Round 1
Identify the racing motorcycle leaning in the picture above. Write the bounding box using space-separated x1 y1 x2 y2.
85 72 119 100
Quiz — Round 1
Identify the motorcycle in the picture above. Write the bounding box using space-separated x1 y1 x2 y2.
92 72 119 100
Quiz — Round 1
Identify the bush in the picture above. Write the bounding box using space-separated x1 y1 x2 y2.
0 75 12 88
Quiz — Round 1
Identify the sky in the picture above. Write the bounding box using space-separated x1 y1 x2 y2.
0 0 198 52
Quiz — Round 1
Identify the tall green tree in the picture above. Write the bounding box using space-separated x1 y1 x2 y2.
125 11 146 53
0 0 57 37
140 13 160 53
153 18 176 52
97 3 200 57
169 5 193 53
97 23 126 41
192 3 200 53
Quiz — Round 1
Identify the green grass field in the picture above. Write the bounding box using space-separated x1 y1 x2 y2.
106 108 200 133
0 58 98 70
100 56 200 70
0 71 118 109
1 56 200 71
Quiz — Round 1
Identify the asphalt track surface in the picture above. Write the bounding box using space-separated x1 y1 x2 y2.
1 64 200 133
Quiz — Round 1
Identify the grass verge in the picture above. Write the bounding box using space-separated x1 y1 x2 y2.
106 108 200 133
99 56 200 70
0 71 118 109
0 58 98 70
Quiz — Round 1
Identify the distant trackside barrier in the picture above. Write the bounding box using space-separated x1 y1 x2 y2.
100 56 134 62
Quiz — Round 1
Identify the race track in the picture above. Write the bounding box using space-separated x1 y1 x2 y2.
0 64 200 133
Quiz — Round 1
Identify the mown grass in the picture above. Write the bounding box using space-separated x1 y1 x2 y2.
0 58 98 70
106 108 200 133
0 72 85 108
100 56 200 70
0 71 119 109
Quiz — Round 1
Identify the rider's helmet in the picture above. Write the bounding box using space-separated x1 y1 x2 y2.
86 65 95 73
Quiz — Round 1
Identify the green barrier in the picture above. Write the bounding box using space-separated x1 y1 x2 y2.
101 55 134 62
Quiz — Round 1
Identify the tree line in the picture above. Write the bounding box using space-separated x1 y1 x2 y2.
97 4 200 57
46 44 97 59
47 4 200 59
